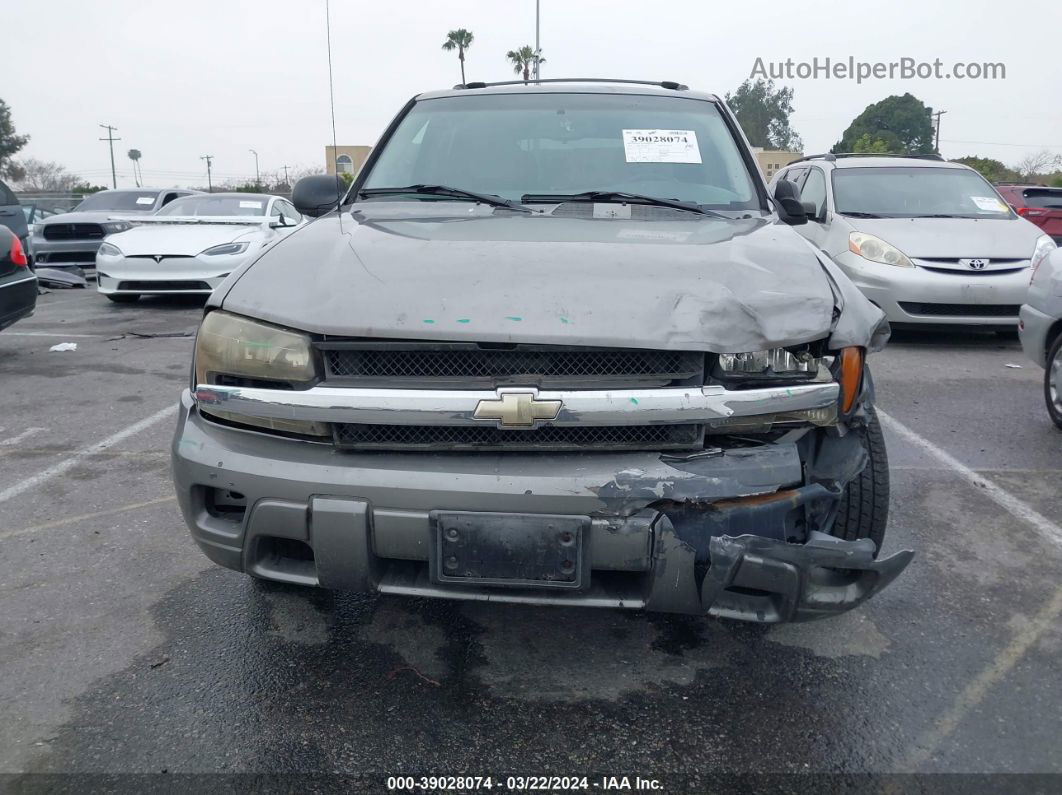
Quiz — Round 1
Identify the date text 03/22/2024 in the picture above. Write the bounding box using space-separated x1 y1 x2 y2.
385 775 664 791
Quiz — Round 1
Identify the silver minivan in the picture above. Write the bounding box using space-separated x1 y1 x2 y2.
770 155 1056 328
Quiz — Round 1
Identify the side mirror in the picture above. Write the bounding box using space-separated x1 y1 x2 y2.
292 175 348 218
773 180 808 226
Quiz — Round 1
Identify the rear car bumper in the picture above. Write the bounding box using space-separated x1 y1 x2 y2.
0 272 38 331
171 390 912 622
834 250 1030 327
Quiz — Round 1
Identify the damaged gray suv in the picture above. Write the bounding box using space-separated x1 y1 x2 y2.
172 79 913 623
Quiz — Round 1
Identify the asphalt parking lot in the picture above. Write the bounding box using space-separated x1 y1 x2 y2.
1 288 1060 785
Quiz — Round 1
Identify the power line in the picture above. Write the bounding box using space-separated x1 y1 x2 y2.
941 138 1062 149
98 124 121 188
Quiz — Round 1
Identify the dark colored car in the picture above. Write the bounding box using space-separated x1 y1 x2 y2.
0 179 30 262
0 226 38 331
172 79 913 624
997 185 1062 244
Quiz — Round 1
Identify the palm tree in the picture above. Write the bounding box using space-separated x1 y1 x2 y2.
506 46 545 82
441 29 474 85
127 149 142 187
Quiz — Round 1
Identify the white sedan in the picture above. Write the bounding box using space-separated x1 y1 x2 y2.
95 193 303 302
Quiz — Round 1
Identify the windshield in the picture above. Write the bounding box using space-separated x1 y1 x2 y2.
157 195 270 216
75 191 161 212
832 167 1015 219
360 92 761 209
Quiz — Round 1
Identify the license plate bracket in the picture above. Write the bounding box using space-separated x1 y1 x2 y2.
430 511 589 589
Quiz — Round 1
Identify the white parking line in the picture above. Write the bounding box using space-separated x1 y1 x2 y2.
877 409 1062 549
0 406 174 505
0 428 45 447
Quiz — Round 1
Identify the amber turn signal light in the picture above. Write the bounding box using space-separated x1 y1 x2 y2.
838 347 863 414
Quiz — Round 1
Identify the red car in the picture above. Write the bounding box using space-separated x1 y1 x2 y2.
996 184 1062 244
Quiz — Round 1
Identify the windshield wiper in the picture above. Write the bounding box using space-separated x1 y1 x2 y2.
840 211 884 218
521 190 728 218
358 184 531 213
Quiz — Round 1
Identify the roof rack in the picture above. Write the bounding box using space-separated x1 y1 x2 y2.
454 78 689 91
794 152 945 164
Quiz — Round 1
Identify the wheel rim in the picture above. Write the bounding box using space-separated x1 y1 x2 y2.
1051 343 1062 415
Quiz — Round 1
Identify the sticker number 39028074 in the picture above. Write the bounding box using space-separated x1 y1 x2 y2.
622 129 702 164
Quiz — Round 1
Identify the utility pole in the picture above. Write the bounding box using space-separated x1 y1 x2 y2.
249 149 260 190
932 109 947 153
201 155 214 192
534 0 541 80
99 124 120 189
281 164 290 187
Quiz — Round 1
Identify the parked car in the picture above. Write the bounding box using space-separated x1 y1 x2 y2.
0 226 37 331
0 179 30 263
770 155 1056 329
96 193 303 302
32 188 198 273
996 184 1062 245
172 79 913 624
1019 248 1062 428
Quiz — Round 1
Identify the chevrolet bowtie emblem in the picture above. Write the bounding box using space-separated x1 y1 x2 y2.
473 391 562 428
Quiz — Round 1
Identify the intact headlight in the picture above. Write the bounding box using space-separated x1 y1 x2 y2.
97 242 122 257
193 310 327 437
101 221 132 234
201 242 249 256
848 232 914 268
1030 234 1057 282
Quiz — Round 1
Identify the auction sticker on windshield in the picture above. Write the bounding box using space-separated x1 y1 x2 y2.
622 129 701 163
971 195 1009 213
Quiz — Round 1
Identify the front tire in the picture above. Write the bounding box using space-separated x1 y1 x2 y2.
105 293 139 303
1046 333 1062 430
830 406 890 552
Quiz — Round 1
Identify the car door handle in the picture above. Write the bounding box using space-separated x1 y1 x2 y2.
0 209 16 215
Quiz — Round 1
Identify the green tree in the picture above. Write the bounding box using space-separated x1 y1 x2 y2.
724 79 803 151
850 133 894 154
834 93 936 155
0 99 30 178
441 29 475 85
952 156 1017 183
506 46 545 82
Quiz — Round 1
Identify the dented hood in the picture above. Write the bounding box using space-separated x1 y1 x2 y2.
220 204 885 353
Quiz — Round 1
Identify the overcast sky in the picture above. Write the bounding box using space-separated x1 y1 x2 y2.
6 0 1061 188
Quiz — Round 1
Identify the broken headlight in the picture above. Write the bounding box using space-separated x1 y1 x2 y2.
193 310 328 438
715 347 819 380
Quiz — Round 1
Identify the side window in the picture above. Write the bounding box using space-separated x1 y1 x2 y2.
279 201 301 223
270 201 284 217
161 192 179 206
783 167 807 189
800 168 828 219
0 180 18 206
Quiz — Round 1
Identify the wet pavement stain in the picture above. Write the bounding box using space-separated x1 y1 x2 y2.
19 567 941 779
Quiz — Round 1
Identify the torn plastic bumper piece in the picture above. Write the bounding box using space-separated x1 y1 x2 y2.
646 515 913 622
702 532 913 623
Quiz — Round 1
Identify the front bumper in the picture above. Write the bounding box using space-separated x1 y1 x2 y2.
834 250 1030 327
1019 304 1055 369
32 238 102 271
172 391 912 622
97 254 230 295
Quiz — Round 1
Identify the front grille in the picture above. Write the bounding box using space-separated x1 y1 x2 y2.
333 422 704 451
321 343 704 388
899 302 1020 318
117 280 211 291
42 223 104 241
